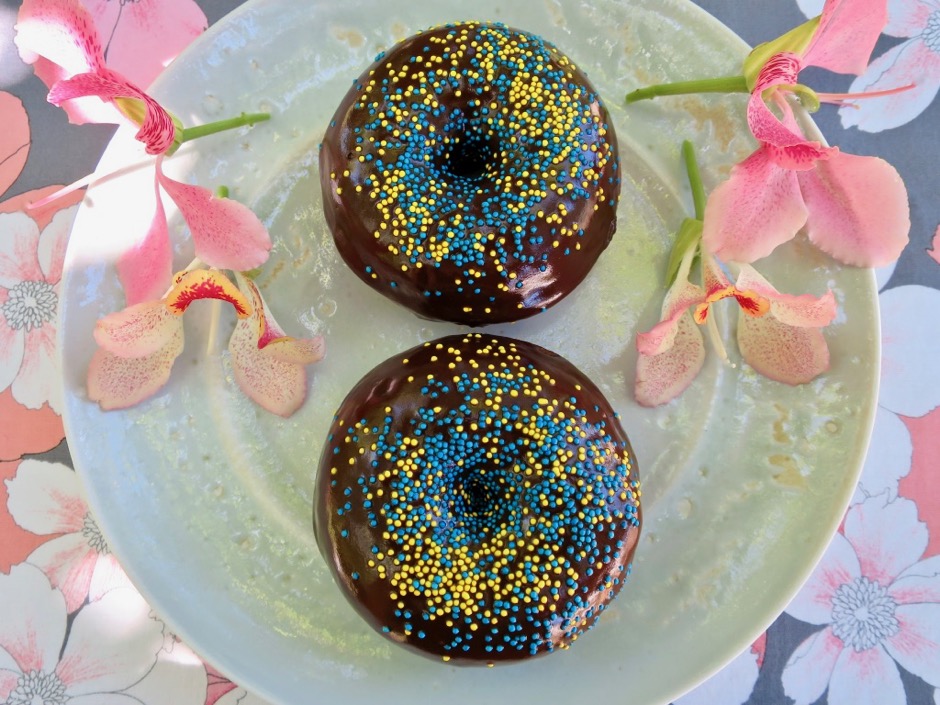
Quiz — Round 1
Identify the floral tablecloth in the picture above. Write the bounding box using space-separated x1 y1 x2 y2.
1 0 938 704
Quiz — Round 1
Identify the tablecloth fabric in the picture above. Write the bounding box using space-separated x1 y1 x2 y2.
1 1 938 704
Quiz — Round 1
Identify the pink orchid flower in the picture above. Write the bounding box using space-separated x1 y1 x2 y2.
635 251 836 407
229 273 326 417
87 268 252 409
15 0 179 154
701 0 911 267
87 269 324 416
118 156 273 306
15 0 272 304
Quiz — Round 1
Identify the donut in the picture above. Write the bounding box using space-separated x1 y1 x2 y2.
319 22 621 326
314 333 641 663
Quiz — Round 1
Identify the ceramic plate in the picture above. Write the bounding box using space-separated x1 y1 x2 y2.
59 0 879 703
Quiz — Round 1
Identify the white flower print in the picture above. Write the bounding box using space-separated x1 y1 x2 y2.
797 0 940 131
5 459 131 612
851 284 940 504
673 636 763 705
0 563 164 704
0 207 76 414
782 495 940 705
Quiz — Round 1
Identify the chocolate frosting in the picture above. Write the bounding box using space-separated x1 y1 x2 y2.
314 334 641 664
319 22 620 326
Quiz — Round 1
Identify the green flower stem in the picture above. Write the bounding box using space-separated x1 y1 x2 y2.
179 112 271 143
625 75 749 104
681 140 707 221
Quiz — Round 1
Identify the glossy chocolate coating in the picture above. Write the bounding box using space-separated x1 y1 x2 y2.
314 334 641 664
319 22 620 326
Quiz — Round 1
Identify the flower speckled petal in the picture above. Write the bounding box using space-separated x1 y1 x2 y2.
93 301 177 358
702 147 809 263
737 310 830 385
156 161 271 271
798 151 911 267
86 324 183 410
635 311 706 407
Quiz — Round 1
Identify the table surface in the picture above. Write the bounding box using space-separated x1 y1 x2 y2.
1 1 938 704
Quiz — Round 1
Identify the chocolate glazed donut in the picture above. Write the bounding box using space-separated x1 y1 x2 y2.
314 334 641 664
319 22 621 326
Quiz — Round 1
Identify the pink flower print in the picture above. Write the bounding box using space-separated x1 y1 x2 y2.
0 206 76 414
839 0 940 131
0 392 63 461
214 688 271 705
0 91 30 197
0 563 165 704
5 459 130 612
82 0 207 90
782 495 940 705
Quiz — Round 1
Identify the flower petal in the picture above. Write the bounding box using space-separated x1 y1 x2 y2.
798 151 910 267
156 163 271 271
118 637 208 705
878 285 940 417
93 300 178 358
787 531 860 624
87 553 132 604
36 204 75 285
734 264 837 327
853 406 912 504
263 336 327 365
634 310 706 407
13 317 61 412
14 0 118 125
883 603 940 689
844 495 927 585
673 640 760 705
0 325 26 394
702 147 809 264
24 532 97 613
5 459 85 534
752 91 835 170
827 645 905 705
781 626 844 705
803 0 887 75
14 0 105 78
884 0 938 38
245 277 326 363
748 57 809 149
839 39 940 133
0 564 66 673
228 320 312 418
737 306 830 384
890 555 940 604
636 278 705 356
0 92 30 196
166 269 251 318
86 323 183 410
47 71 176 155
90 0 207 91
227 278 322 417
56 588 164 695
0 211 43 287
116 172 172 306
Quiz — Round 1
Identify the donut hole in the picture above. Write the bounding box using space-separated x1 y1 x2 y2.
442 133 498 181
430 464 518 541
